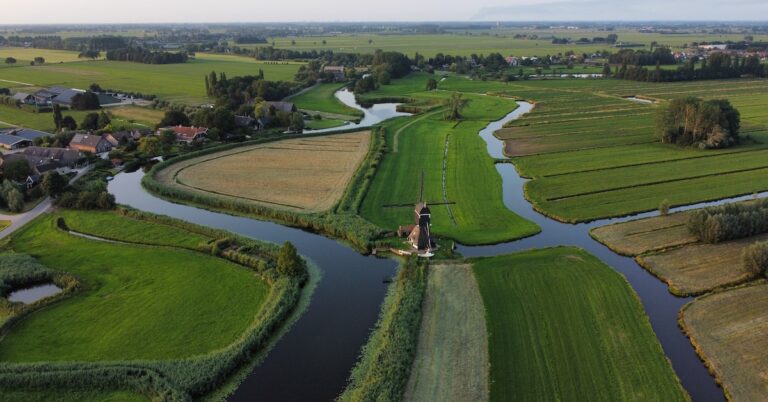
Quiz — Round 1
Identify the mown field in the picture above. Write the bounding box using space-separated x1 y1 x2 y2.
237 30 768 58
290 83 362 119
0 104 161 131
361 75 539 244
160 131 371 212
0 212 269 362
681 281 768 402
0 52 302 104
437 76 768 222
591 203 767 296
0 47 87 67
472 247 687 402
403 263 488 402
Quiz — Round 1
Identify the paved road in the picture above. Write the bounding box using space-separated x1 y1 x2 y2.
0 165 94 240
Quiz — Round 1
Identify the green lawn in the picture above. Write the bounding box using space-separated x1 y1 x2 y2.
291 83 362 117
305 118 348 130
0 212 269 362
0 53 302 104
361 88 539 244
473 247 687 402
0 104 160 132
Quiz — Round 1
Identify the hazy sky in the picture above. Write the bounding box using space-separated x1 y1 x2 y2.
3 0 768 24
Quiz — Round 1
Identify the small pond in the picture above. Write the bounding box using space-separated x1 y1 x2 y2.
7 283 62 304
303 89 411 133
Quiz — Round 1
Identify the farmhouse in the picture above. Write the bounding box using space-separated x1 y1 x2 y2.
22 147 82 169
158 126 209 144
69 133 114 154
322 65 346 82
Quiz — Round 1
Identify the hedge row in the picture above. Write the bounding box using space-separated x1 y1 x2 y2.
337 257 427 402
334 127 386 214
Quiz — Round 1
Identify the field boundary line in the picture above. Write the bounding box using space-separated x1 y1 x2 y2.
507 140 657 158
442 134 457 226
392 109 443 153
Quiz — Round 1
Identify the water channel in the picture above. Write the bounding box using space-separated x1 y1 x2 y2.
107 96 735 401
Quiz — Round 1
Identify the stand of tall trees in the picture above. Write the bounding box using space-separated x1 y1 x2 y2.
656 97 740 149
106 47 188 64
616 53 767 82
608 48 676 66
688 199 768 243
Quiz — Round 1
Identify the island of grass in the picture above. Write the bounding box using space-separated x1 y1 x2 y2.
156 130 372 212
290 82 364 120
0 209 305 399
473 247 688 402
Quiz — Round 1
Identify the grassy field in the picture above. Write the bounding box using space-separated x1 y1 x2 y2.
0 47 87 68
160 131 371 212
290 83 362 118
681 281 768 402
237 30 768 58
591 204 767 295
0 390 146 402
0 212 269 362
305 118 348 130
0 53 302 104
0 104 161 132
436 76 768 222
360 77 539 244
403 263 488 402
473 247 687 402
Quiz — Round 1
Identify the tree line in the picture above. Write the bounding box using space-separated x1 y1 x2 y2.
688 199 768 243
106 47 189 64
614 53 767 82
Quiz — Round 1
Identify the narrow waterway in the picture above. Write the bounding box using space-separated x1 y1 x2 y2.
461 100 764 402
303 88 411 133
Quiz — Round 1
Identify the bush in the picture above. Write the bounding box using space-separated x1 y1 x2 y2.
743 241 768 277
659 199 670 216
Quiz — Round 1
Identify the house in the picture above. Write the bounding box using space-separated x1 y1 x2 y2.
0 152 66 188
0 134 32 150
405 202 435 255
235 115 262 130
505 56 520 66
11 92 34 104
22 146 82 169
322 65 346 82
158 126 208 144
266 101 297 114
106 130 141 145
69 133 114 154
0 128 53 142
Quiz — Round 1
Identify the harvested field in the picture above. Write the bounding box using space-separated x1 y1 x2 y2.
591 213 697 256
681 281 768 402
160 131 371 212
404 264 488 402
638 233 768 296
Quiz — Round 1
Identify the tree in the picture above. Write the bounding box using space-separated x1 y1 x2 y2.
60 116 77 131
138 136 163 156
41 171 68 197
659 199 670 216
159 129 177 145
81 113 100 131
52 104 63 131
426 78 437 91
159 110 190 127
277 241 304 276
289 112 305 132
70 91 100 110
5 187 24 212
3 159 31 181
656 97 740 149
606 34 618 44
444 92 465 121
743 241 768 276
98 111 111 129
4 57 16 65
33 57 45 64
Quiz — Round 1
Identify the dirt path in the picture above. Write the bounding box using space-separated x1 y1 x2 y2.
403 263 489 402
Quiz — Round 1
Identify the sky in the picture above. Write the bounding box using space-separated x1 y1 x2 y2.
3 0 768 24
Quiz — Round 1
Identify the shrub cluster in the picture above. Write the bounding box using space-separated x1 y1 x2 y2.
338 257 427 402
743 241 768 277
688 199 768 243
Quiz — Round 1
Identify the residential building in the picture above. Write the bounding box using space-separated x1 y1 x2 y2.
158 126 209 144
69 133 114 154
322 65 346 82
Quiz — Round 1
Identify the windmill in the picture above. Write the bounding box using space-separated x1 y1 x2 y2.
385 171 455 255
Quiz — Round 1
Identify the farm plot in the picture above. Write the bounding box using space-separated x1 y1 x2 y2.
590 212 696 256
404 264 488 402
470 77 768 222
681 281 768 402
161 131 371 212
361 90 539 245
472 247 687 402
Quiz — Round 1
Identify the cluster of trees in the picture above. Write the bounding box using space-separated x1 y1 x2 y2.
743 241 768 277
53 105 78 132
0 180 26 212
4 57 16 64
54 165 115 210
234 36 268 44
688 199 768 243
551 34 618 45
608 48 676 66
106 47 189 64
656 97 740 149
615 53 767 82
70 91 101 110
253 101 304 131
205 70 300 108
80 111 111 131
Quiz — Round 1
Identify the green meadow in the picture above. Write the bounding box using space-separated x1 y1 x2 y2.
473 247 687 402
360 77 539 244
0 47 86 67
0 212 269 362
0 52 302 104
290 82 362 118
437 76 768 222
0 104 161 131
